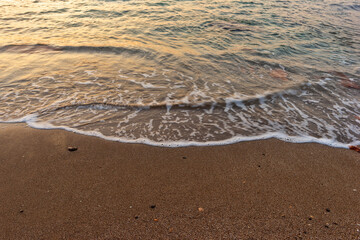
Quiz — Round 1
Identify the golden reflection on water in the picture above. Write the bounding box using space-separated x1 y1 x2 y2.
0 0 220 56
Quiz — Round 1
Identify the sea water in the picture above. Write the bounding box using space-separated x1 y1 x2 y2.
0 0 359 147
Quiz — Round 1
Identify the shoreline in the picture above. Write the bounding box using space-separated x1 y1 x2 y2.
5 120 357 148
0 123 359 239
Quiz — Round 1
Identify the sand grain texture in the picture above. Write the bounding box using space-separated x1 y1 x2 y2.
0 124 359 239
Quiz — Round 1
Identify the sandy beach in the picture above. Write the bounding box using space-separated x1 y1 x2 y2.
0 123 359 239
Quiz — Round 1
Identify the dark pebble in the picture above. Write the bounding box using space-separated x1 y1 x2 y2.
135 216 139 219
258 165 261 168
19 210 24 213
308 217 313 220
182 156 187 159
68 147 78 152
150 205 156 209
262 153 265 156
326 208 331 212
325 224 330 228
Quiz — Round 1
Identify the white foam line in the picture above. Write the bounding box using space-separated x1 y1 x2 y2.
0 116 356 149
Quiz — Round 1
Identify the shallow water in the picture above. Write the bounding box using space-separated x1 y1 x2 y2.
0 0 359 147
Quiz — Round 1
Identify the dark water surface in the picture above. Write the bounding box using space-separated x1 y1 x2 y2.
0 0 359 147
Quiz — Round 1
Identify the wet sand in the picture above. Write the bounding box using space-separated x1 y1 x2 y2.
0 123 359 239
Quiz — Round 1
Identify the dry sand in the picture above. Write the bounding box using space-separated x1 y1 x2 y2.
0 123 359 239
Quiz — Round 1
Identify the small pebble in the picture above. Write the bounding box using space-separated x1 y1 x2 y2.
326 208 331 212
68 147 78 152
150 205 156 209
134 216 139 219
198 207 204 212
19 210 24 213
325 223 330 228
182 156 187 159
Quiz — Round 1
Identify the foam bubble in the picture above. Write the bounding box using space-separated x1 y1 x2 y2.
21 119 357 148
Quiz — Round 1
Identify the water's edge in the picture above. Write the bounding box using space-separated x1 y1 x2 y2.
1 119 353 149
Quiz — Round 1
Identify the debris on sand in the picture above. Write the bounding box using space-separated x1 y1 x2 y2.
349 145 360 153
68 147 78 152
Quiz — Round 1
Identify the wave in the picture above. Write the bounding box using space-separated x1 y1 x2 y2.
0 44 154 57
1 79 358 149
1 110 355 149
33 86 303 115
1 118 354 149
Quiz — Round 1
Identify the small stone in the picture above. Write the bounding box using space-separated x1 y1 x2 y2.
19 210 24 213
182 156 187 159
325 223 330 228
150 205 156 209
258 165 261 168
262 153 265 156
135 216 139 219
198 207 204 212
68 147 78 152
154 218 158 221
308 215 314 220
326 208 331 212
